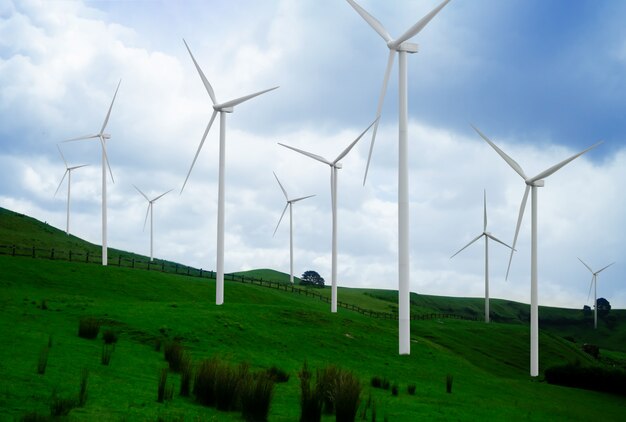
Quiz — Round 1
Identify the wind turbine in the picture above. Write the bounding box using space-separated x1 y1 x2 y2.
578 258 615 329
63 80 121 266
134 185 173 262
346 0 452 355
450 190 514 323
54 145 88 236
473 124 601 377
272 172 315 284
279 118 378 313
180 39 278 305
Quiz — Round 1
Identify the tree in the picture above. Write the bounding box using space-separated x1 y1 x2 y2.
300 270 325 288
583 305 592 316
597 298 611 317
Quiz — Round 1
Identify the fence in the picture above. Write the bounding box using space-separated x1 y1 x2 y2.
0 243 477 322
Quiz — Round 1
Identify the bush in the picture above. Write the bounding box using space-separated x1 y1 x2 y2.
391 383 398 396
164 341 185 372
78 317 100 339
102 329 118 345
78 369 88 407
37 347 49 375
179 354 193 397
545 363 626 396
298 362 322 422
407 383 416 395
194 357 220 407
265 365 290 383
241 373 274 422
157 368 173 403
582 343 600 359
334 370 361 422
446 374 453 394
101 344 113 366
316 365 340 414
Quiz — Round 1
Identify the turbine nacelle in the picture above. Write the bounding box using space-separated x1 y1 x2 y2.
214 105 234 113
102 134 111 140
526 179 545 187
334 163 343 169
390 41 419 53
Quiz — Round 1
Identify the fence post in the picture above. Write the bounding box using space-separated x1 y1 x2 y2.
86 251 89 263
187 266 190 275
132 259 135 268
12 245 15 256
175 264 178 274
118 256 121 266
32 246 35 258
50 249 54 260
147 261 150 271
200 268 203 278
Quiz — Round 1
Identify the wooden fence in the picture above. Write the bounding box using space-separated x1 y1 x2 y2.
0 244 476 322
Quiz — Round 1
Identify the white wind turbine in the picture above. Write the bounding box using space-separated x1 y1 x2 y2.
450 190 514 323
63 80 121 266
346 0 452 355
134 185 173 262
54 145 88 236
473 124 601 377
279 118 378 313
272 172 315 284
578 258 615 329
180 39 278 305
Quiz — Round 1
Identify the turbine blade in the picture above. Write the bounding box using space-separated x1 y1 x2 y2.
472 124 527 180
483 189 487 231
273 203 289 237
183 39 217 105
392 0 452 47
152 189 173 202
63 134 99 143
68 164 89 171
291 194 315 203
486 233 514 250
334 117 379 164
596 262 615 274
278 143 331 165
143 204 150 232
133 184 150 201
345 0 392 43
57 144 68 168
450 233 484 259
587 276 594 302
217 86 279 109
181 110 218 193
364 49 395 185
528 141 603 184
100 137 115 183
273 171 289 200
100 79 121 135
505 185 530 280
54 170 69 197
577 257 594 274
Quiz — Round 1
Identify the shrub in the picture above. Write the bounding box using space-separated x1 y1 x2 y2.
582 343 600 359
102 329 118 345
241 373 274 422
298 362 322 422
545 363 626 396
334 370 361 422
164 341 185 372
157 368 173 403
316 365 340 414
194 357 220 407
179 354 193 397
78 369 88 407
390 384 398 396
101 344 113 366
37 347 49 375
407 383 416 395
266 365 290 383
78 317 100 339
446 374 453 394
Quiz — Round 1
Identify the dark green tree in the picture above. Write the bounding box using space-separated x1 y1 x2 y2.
301 271 325 288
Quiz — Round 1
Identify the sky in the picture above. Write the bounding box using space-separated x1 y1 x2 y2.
1 0 625 309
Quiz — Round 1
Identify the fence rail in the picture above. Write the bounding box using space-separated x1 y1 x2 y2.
0 244 477 322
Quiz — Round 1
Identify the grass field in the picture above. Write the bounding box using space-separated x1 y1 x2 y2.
1 206 625 420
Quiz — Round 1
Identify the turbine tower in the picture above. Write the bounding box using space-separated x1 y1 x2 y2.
272 172 315 284
134 185 172 262
346 0 452 355
450 190 514 323
473 124 601 377
578 258 615 329
54 145 88 236
279 118 377 312
63 80 121 266
180 39 278 305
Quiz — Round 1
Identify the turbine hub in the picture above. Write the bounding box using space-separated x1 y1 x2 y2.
392 41 419 53
334 163 343 169
214 105 234 113
102 134 111 139
526 179 545 187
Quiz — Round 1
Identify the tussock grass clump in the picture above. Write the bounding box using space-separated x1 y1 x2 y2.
215 362 247 411
157 368 174 403
164 341 185 372
20 412 49 422
194 357 220 406
240 373 274 422
370 376 389 390
446 374 454 394
78 317 100 339
37 347 49 375
101 344 113 366
391 383 398 396
316 365 340 414
298 362 322 422
78 369 88 407
334 370 361 422
50 391 77 417
265 365 290 383
407 383 416 395
39 299 48 310
179 354 193 397
102 329 118 345
47 335 52 348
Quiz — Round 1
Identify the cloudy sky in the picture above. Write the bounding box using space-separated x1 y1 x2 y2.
1 0 625 309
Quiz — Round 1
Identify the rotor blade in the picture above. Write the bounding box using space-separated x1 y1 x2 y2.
486 233 514 250
181 110 218 193
100 138 115 183
133 184 150 201
528 141 603 184
217 86 279 109
345 0 392 43
291 194 315 203
587 276 594 302
364 49 395 186
483 189 487 232
278 143 331 165
100 79 121 135
143 204 150 232
505 184 530 280
472 124 527 180
273 171 289 200
68 164 89 171
273 203 289 237
450 233 484 259
577 257 594 274
57 144 68 168
596 262 615 274
62 134 99 143
152 189 173 203
54 170 69 197
334 117 379 164
391 0 452 48
183 38 217 105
